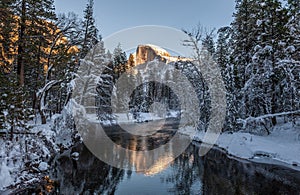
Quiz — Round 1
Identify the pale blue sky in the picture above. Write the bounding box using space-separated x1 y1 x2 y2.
54 0 236 38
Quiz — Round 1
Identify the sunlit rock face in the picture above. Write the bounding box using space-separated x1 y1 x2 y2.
135 44 170 65
134 44 191 66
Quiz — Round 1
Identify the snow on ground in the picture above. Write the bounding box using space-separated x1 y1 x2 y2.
87 111 180 124
0 160 13 190
110 112 163 123
0 110 76 191
0 122 55 190
180 119 300 168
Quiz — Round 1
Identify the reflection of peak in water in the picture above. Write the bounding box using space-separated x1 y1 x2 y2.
82 121 191 172
143 156 174 176
103 118 180 151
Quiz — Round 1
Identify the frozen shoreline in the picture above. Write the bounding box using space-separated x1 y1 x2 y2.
179 120 300 170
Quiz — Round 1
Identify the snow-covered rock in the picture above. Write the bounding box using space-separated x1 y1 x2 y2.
0 161 13 190
38 162 48 172
71 152 80 160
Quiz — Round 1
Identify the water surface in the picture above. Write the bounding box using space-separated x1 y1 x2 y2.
46 124 300 194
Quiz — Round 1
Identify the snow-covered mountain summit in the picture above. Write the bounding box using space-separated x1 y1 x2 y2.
133 44 190 65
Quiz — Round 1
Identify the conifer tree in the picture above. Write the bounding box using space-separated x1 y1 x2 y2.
202 31 215 55
231 0 257 91
80 0 100 59
279 0 300 120
0 0 17 72
127 53 135 69
113 43 127 79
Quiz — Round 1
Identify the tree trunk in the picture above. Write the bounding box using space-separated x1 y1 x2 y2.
17 0 26 86
39 109 47 124
10 125 14 141
271 98 277 126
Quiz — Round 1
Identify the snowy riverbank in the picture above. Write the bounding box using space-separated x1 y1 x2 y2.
180 119 300 169
0 111 77 192
88 112 179 125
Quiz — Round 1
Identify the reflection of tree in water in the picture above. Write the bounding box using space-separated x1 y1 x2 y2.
163 144 204 194
202 148 300 194
50 143 125 194
158 143 300 195
20 142 300 194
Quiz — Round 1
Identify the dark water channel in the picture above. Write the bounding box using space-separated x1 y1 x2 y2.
19 122 300 194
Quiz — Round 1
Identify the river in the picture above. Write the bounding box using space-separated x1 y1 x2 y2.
16 121 300 194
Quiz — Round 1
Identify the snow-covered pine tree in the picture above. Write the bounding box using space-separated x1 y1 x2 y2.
73 41 107 114
80 0 100 59
202 30 216 56
231 0 258 92
230 0 287 128
96 50 115 121
216 27 232 70
0 0 17 71
229 0 262 126
15 0 57 87
1 0 57 127
0 0 18 131
279 0 300 122
112 43 127 79
245 0 288 125
62 0 101 123
216 26 239 130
